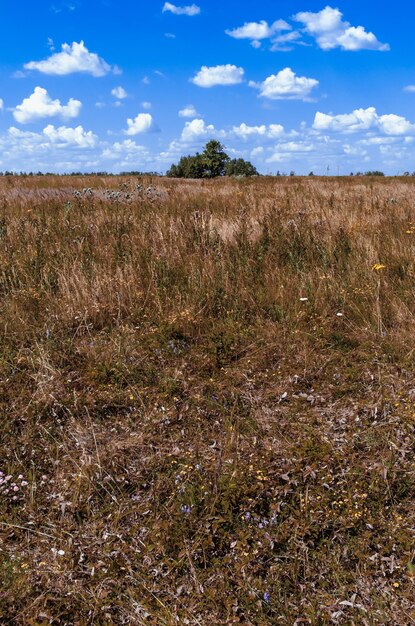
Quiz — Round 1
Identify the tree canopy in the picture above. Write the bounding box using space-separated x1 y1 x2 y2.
167 140 259 178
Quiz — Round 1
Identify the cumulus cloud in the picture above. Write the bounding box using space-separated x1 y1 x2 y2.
313 107 415 135
294 6 389 51
0 99 3 111
179 104 200 118
7 124 97 148
111 86 128 99
179 118 287 145
267 141 315 163
180 118 219 142
378 114 415 135
162 2 200 16
232 123 284 139
102 139 148 159
125 113 155 135
250 67 319 101
226 19 291 42
226 18 303 51
13 87 82 124
24 41 117 76
192 64 244 87
314 108 378 132
43 124 97 147
404 85 415 93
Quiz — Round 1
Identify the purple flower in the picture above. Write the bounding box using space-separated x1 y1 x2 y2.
263 592 270 604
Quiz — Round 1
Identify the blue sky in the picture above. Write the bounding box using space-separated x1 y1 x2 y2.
0 0 414 174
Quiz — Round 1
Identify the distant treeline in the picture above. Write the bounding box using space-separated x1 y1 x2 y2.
0 171 162 177
2 168 415 178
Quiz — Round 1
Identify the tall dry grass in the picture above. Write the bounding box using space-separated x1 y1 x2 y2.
0 175 414 624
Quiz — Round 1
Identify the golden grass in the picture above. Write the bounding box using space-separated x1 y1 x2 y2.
0 175 414 624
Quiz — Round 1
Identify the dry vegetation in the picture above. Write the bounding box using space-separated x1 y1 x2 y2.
0 175 414 625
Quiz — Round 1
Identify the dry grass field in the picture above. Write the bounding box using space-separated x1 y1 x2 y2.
0 175 414 625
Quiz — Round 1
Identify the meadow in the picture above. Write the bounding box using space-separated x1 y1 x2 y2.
0 174 414 625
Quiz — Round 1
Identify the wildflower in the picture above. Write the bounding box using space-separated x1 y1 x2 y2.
263 592 270 603
300 297 308 302
336 312 344 317
393 582 400 588
372 263 386 271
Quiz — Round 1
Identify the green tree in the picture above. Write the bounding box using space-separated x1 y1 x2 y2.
166 154 206 178
201 140 229 178
225 158 258 177
166 141 259 179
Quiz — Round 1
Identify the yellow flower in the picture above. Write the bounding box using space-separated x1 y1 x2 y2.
393 582 400 588
372 263 386 271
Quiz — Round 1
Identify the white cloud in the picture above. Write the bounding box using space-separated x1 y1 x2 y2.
192 64 244 87
142 101 152 110
0 99 3 111
314 108 378 132
125 113 154 135
179 104 200 118
313 107 415 136
270 31 304 52
336 26 389 52
102 139 148 159
266 144 315 163
7 124 97 149
379 114 415 136
162 2 200 16
250 67 319 101
270 141 314 155
24 41 117 76
360 137 400 146
111 86 128 99
251 146 264 157
294 6 389 51
13 87 82 124
43 124 97 147
179 118 286 145
232 123 268 138
226 19 290 41
180 118 221 142
404 85 415 93
232 123 284 139
343 144 368 157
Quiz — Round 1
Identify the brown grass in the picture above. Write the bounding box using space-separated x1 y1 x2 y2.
0 175 414 625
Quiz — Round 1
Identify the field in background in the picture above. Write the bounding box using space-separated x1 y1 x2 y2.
0 175 414 624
